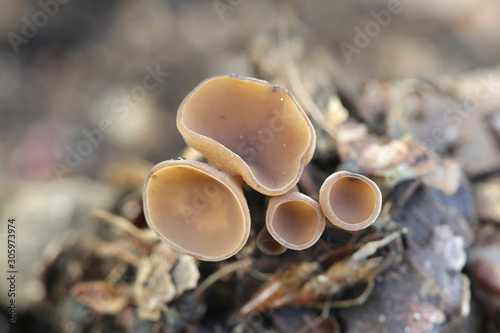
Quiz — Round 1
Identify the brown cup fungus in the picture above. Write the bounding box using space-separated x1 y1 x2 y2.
177 75 316 196
319 171 382 231
143 160 250 261
266 192 325 250
256 227 287 255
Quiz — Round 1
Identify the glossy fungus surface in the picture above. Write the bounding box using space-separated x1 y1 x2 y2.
319 171 382 231
177 75 315 195
143 160 250 261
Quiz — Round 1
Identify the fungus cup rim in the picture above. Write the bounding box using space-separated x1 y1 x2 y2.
176 74 316 196
319 170 382 231
266 191 325 250
143 159 251 261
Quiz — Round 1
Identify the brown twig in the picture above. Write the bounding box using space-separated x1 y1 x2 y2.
193 258 253 298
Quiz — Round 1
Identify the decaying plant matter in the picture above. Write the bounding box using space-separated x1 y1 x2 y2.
33 19 500 333
41 209 202 330
240 229 405 316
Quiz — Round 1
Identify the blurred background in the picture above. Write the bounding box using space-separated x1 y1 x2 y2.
1 0 500 332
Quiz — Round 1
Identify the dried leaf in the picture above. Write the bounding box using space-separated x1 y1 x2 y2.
421 159 462 196
407 226 470 317
270 306 340 333
240 230 403 316
468 225 500 304
388 181 475 248
294 257 389 305
455 114 500 177
134 248 178 321
239 262 320 316
339 226 471 332
475 177 500 224
93 240 143 267
71 281 129 315
171 254 200 297
344 295 446 333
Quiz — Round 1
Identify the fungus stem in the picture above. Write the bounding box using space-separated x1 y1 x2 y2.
180 146 204 161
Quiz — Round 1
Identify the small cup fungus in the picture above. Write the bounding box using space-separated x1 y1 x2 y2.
266 192 325 250
177 75 316 196
143 160 250 261
256 227 287 255
319 171 382 231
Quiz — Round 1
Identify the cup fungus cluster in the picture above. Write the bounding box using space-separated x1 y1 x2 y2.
143 75 383 261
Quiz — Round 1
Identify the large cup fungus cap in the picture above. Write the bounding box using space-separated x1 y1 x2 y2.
319 171 382 231
266 192 325 250
143 160 250 261
177 75 316 196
